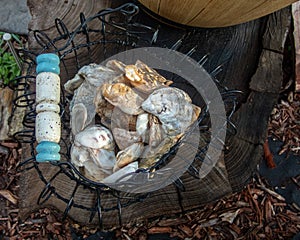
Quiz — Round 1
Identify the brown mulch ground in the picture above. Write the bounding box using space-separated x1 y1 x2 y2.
0 139 299 239
268 92 300 156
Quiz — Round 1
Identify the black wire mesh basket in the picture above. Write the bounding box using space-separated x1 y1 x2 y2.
11 2 242 227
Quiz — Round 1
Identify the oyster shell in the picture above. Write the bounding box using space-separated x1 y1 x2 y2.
70 125 116 182
71 103 87 136
71 145 115 182
115 142 144 170
139 135 181 169
95 100 115 129
141 87 195 135
125 60 173 93
74 125 115 151
101 83 144 115
66 63 121 130
94 87 115 128
136 113 149 142
148 114 164 148
102 161 138 184
112 128 142 150
110 107 138 131
192 104 201 123
106 59 126 74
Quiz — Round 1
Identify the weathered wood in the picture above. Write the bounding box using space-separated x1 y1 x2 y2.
292 2 300 92
19 1 291 228
138 0 296 27
0 87 13 140
27 0 111 49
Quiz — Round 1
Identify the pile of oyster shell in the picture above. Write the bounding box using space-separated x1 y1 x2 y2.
64 60 201 183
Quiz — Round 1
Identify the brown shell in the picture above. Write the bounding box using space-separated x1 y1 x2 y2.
139 135 181 169
112 128 142 150
124 60 173 93
111 107 138 131
94 86 114 128
192 104 201 123
102 83 144 115
135 60 173 85
115 142 144 169
148 115 164 148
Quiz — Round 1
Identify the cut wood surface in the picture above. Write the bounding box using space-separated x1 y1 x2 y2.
138 0 297 27
292 2 300 92
19 1 291 228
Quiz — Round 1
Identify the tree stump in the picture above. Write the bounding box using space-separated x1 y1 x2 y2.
18 1 291 228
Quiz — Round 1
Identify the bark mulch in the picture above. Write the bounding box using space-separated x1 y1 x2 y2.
0 140 299 239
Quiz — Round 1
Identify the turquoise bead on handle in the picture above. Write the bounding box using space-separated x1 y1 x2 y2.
36 53 60 74
36 141 61 162
35 53 61 162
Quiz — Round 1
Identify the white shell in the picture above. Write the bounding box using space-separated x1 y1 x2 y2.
36 111 61 143
71 145 115 182
142 87 194 135
36 72 60 104
70 125 117 182
136 113 149 136
74 125 114 150
102 161 138 183
88 148 116 171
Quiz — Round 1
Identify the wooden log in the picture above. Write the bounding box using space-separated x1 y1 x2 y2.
19 1 291 228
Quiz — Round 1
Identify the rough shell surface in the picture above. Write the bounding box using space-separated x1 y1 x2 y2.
148 114 164 148
139 135 181 169
124 60 173 93
70 125 116 182
112 128 142 150
102 161 138 184
102 83 144 115
141 87 195 135
136 113 149 142
65 63 121 130
74 125 115 151
106 59 126 74
110 107 138 131
115 142 144 169
71 145 116 182
71 103 87 136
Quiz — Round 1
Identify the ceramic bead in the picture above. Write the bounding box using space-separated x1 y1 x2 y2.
35 53 61 162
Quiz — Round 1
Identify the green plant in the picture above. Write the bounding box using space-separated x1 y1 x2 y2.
0 49 21 85
0 32 21 85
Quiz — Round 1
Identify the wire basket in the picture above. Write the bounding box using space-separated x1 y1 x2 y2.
11 2 242 227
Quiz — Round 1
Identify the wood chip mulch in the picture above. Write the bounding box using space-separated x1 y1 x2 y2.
0 141 300 240
268 92 300 155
